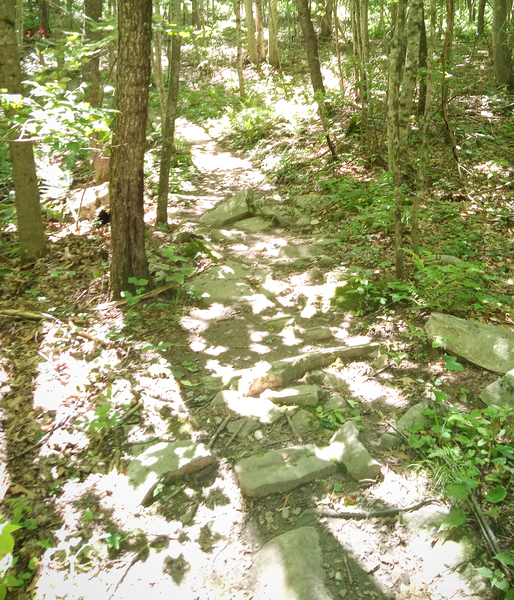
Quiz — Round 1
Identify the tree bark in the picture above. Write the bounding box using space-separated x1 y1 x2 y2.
477 0 486 34
244 0 259 63
412 0 436 255
110 0 152 298
268 0 281 68
0 0 47 263
152 0 167 122
235 0 247 95
156 0 182 226
84 0 107 183
492 0 514 89
388 0 407 278
417 6 427 114
255 0 266 61
320 0 333 37
296 0 326 93
398 0 423 152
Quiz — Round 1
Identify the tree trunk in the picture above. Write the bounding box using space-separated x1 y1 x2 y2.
492 0 514 88
412 0 436 256
255 0 266 61
40 0 49 31
296 0 326 93
152 0 167 122
0 0 47 263
418 6 427 114
235 0 247 95
268 0 281 68
477 0 486 34
110 0 152 298
156 0 182 226
245 0 259 63
84 0 107 184
388 0 407 278
320 0 333 37
398 0 423 152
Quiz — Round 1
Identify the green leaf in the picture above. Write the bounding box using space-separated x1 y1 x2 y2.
334 482 342 492
446 482 469 501
439 507 466 530
484 486 507 504
443 355 464 371
0 532 15 555
83 508 94 521
0 584 6 600
476 567 493 578
3 575 23 587
495 552 514 566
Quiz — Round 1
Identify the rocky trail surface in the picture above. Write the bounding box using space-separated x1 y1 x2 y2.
30 119 494 600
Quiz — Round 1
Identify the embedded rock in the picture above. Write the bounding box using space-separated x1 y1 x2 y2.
234 445 338 498
480 369 514 408
253 527 332 600
262 385 323 407
325 421 382 481
425 312 514 373
199 188 254 227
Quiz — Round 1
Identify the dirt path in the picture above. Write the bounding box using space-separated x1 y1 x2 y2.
28 120 488 600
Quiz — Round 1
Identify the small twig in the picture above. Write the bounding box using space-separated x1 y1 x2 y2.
9 416 70 460
226 417 248 446
206 415 231 450
108 549 146 600
285 410 302 443
119 403 143 423
343 555 353 585
316 498 441 520
95 281 179 310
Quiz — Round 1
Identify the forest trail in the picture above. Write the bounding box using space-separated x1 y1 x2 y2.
27 121 489 600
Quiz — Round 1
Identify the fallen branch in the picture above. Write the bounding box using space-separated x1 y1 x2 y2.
206 415 231 450
95 281 179 310
315 498 441 520
285 410 302 443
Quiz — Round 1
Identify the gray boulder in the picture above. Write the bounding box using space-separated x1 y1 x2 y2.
480 369 514 408
253 527 332 600
425 312 514 373
324 421 382 481
199 188 254 227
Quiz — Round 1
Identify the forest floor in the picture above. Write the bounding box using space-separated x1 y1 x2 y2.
0 112 511 600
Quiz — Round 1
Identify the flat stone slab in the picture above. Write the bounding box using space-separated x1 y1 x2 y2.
253 527 332 600
211 390 284 423
234 445 338 497
278 245 325 259
303 326 333 343
262 385 323 407
480 369 514 408
68 182 109 219
243 343 379 397
295 194 333 211
425 312 514 373
199 188 254 227
190 260 273 307
324 421 382 481
126 441 216 505
235 216 272 233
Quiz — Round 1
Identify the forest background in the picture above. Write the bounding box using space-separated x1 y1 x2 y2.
1 0 514 597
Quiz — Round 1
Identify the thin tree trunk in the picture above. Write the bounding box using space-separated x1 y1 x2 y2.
156 0 182 226
152 0 166 122
492 0 514 88
0 0 47 263
268 0 281 68
245 0 259 63
235 0 247 95
296 0 326 93
255 0 266 61
388 0 407 278
84 0 107 183
16 0 23 46
418 6 427 114
398 0 423 152
477 0 486 34
412 0 436 255
320 0 333 36
110 0 152 298
333 0 344 90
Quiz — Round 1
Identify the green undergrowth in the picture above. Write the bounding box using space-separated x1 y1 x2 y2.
407 397 514 598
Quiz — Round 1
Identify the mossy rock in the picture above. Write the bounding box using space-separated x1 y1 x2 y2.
182 239 213 258
331 282 367 311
